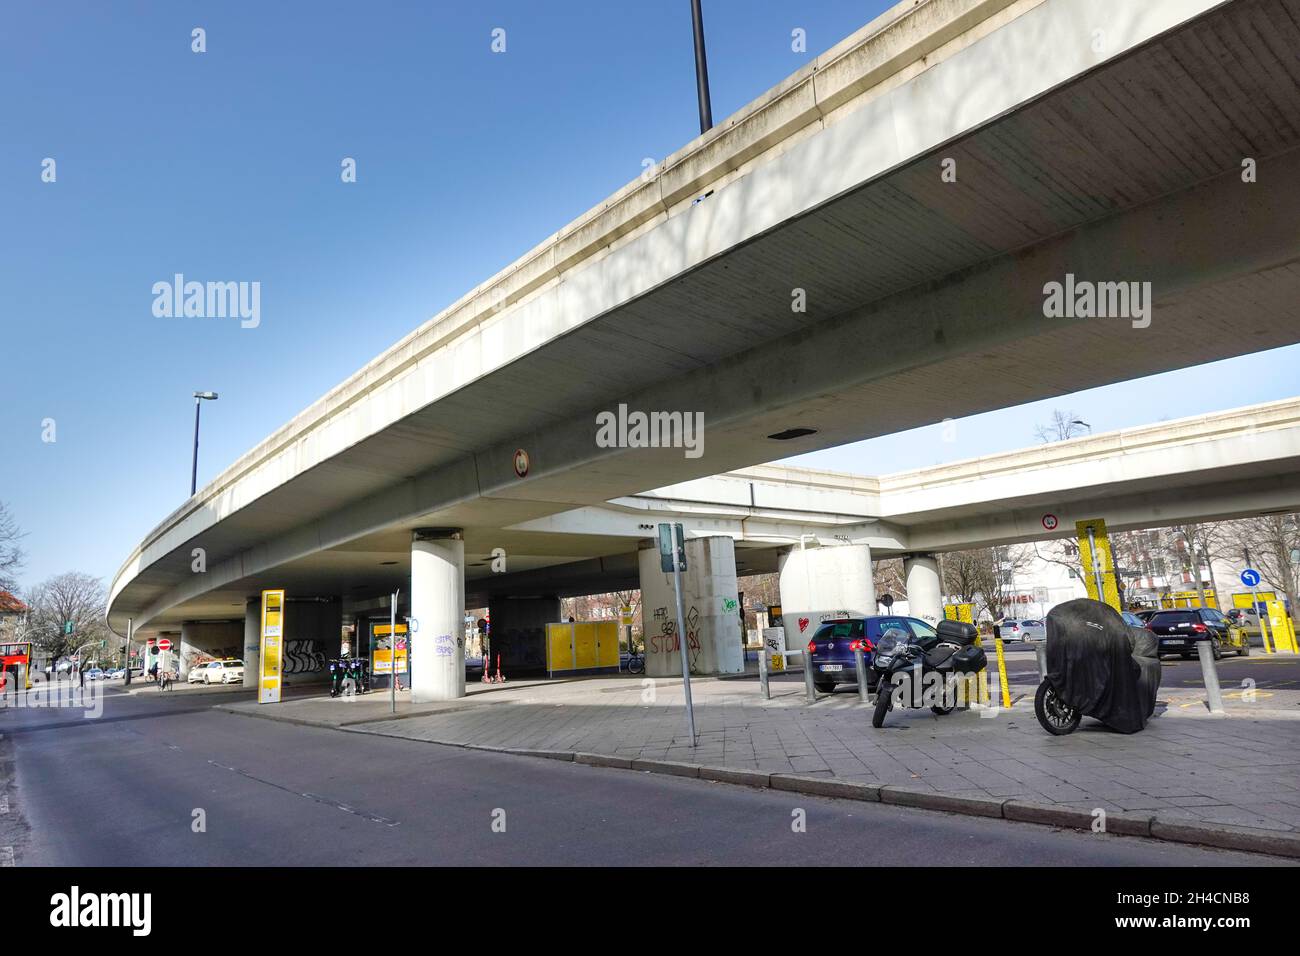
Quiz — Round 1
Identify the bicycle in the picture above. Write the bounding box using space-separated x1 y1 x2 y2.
625 642 645 675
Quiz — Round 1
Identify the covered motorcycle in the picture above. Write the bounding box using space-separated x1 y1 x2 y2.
1036 598 1161 735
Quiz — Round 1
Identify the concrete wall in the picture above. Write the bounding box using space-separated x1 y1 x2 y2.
178 621 243 678
640 537 744 677
777 544 875 650
284 599 342 682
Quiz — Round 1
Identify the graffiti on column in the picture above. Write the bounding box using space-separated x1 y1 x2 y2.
284 639 326 674
648 609 703 672
433 634 456 656
686 606 702 671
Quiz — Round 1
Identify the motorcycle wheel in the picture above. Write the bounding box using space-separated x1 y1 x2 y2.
872 681 892 728
1034 680 1080 736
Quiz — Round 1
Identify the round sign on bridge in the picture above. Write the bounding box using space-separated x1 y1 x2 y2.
1041 514 1059 531
1241 568 1261 588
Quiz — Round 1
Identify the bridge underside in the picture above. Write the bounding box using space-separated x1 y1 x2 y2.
114 0 1300 644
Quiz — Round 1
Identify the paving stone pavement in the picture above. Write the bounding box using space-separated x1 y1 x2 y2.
263 670 1300 836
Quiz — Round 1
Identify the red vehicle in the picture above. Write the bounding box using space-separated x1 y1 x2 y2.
0 641 33 692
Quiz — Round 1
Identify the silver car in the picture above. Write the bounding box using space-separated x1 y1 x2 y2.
998 618 1047 642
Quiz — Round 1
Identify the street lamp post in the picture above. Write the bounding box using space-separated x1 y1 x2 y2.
191 391 219 496
1071 419 1093 436
689 0 714 134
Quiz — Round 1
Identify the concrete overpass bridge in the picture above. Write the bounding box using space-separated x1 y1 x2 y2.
109 0 1300 696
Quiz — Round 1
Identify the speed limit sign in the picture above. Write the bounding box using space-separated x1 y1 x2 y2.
1041 514 1059 531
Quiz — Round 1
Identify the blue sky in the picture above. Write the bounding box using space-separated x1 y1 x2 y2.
2 1 1297 594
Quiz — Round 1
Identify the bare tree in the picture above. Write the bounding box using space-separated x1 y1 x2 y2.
1222 515 1299 618
0 501 25 594
940 546 1030 620
1034 409 1088 444
872 558 906 605
24 572 109 665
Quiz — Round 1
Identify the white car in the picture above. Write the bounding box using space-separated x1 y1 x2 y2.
188 664 212 684
205 659 244 684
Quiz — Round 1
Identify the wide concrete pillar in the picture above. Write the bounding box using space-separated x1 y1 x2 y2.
903 553 943 626
410 529 465 702
777 543 874 650
178 620 243 679
243 598 261 683
179 623 200 680
639 535 743 678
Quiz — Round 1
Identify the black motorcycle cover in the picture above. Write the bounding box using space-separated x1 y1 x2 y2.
1128 626 1162 719
1045 598 1157 734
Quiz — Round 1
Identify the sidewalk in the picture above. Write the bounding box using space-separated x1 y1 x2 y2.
217 666 1300 858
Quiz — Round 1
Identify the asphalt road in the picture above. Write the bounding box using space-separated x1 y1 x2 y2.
0 686 1286 866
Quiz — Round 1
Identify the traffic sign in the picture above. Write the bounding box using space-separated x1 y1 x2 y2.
1241 568 1261 587
1041 514 1059 531
157 638 172 651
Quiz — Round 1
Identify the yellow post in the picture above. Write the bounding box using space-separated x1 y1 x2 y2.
1075 518 1122 611
993 636 1012 709
1267 601 1298 653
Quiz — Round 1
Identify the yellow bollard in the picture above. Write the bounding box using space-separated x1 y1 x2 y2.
970 632 991 705
993 637 1012 709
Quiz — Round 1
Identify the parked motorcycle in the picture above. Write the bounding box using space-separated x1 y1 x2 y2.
870 620 986 728
1035 598 1161 736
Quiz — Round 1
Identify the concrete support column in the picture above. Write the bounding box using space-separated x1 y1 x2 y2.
243 598 261 684
639 536 743 677
903 553 943 626
179 623 199 680
410 529 465 702
777 543 874 650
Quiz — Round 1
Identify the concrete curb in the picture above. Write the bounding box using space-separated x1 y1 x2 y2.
630 758 700 778
880 786 1006 818
771 774 882 801
1003 801 1155 836
1149 819 1300 858
216 703 1300 860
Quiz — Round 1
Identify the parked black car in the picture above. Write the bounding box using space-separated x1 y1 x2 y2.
1145 607 1246 660
806 615 940 694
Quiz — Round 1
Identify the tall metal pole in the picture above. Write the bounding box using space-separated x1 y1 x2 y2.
671 555 697 745
190 397 202 496
390 589 399 715
690 0 714 134
124 618 133 686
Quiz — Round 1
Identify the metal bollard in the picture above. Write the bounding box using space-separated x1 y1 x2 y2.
802 650 816 703
993 637 1012 709
759 648 770 701
854 647 868 704
1035 643 1047 682
1196 639 1226 715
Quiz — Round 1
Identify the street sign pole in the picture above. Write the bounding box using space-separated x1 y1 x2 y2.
1241 567 1273 653
660 523 696 746
390 589 400 715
